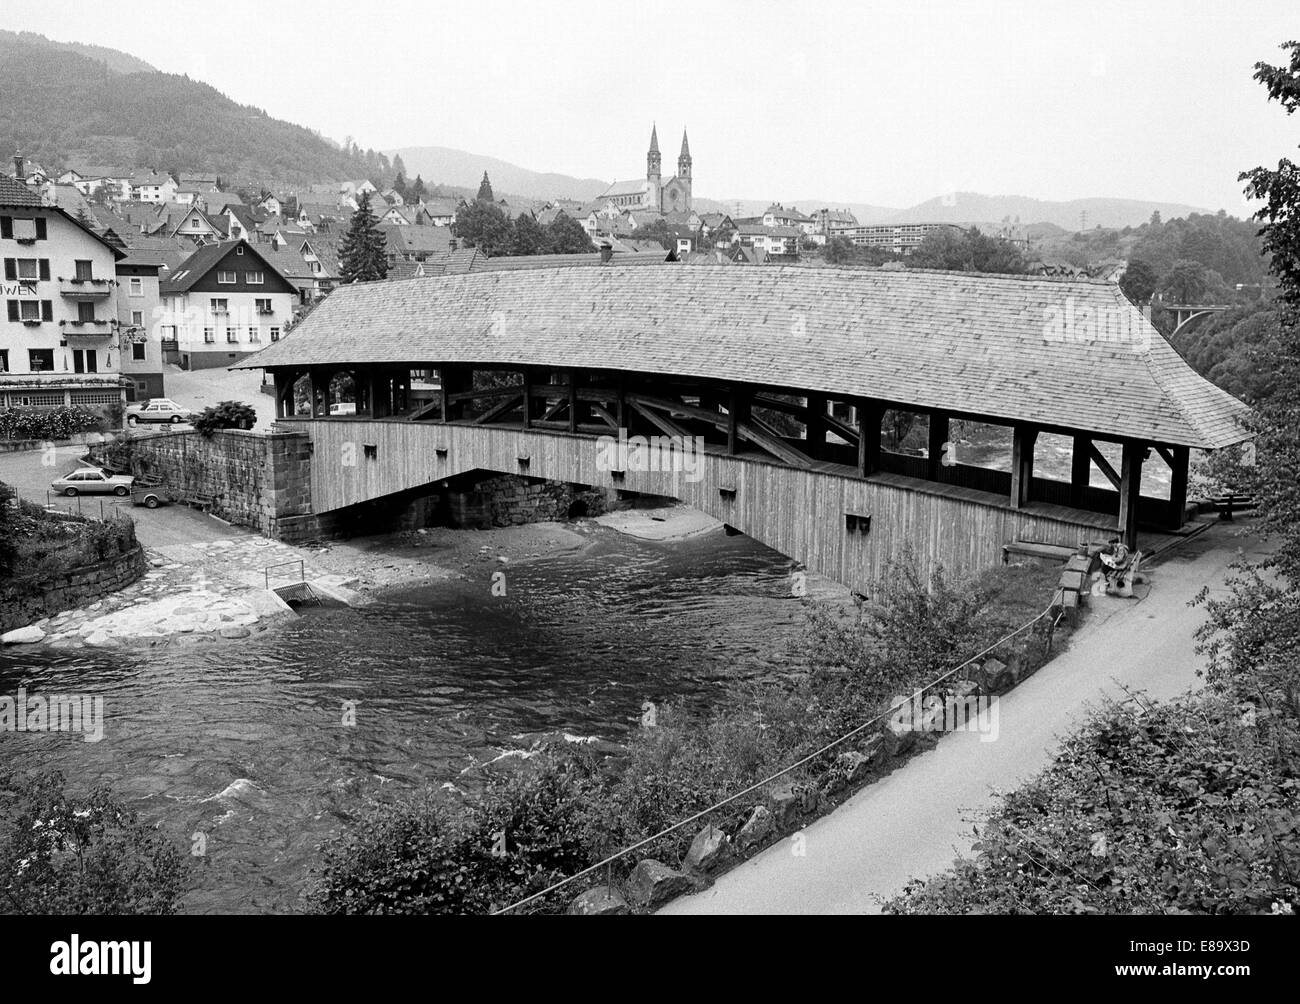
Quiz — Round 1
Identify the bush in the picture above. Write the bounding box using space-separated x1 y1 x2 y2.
308 554 1062 914
884 696 1300 914
0 405 104 441
0 770 189 914
192 400 256 437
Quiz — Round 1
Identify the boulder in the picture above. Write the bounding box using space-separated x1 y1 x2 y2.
684 824 730 872
734 805 774 851
219 625 251 639
1 625 45 645
980 658 1010 692
834 750 873 785
625 860 691 909
766 782 803 829
568 886 629 916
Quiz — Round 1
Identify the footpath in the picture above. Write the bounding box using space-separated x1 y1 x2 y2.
662 521 1271 914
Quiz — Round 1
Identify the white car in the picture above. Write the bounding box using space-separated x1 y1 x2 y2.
50 467 135 497
126 398 193 426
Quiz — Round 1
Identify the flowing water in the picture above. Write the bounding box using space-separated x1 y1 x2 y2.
0 526 817 913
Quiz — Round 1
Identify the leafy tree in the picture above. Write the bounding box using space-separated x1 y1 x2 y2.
476 171 495 203
908 227 1028 274
0 769 188 914
1118 257 1158 304
338 190 387 282
545 211 595 254
192 400 256 437
509 212 547 256
1157 259 1230 304
1195 39 1300 715
452 199 512 256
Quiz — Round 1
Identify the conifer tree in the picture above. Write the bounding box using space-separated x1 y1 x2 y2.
338 191 387 282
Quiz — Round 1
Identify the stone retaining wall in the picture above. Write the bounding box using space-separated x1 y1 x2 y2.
110 429 313 536
1 545 147 633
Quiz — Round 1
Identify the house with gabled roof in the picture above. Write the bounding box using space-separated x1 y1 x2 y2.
157 239 297 369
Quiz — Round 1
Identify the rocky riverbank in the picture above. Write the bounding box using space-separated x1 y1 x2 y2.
2 508 711 651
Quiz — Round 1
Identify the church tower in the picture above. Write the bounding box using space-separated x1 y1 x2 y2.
646 124 661 211
677 129 692 212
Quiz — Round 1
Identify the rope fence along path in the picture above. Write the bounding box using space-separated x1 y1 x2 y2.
495 601 1057 914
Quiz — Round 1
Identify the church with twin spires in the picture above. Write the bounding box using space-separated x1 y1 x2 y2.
594 125 693 215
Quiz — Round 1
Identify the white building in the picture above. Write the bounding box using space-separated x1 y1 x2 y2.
1 173 129 411
158 240 297 370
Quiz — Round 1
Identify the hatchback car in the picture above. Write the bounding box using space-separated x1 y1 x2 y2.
126 398 193 426
50 468 135 497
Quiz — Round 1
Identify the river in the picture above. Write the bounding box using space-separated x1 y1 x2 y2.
0 525 816 913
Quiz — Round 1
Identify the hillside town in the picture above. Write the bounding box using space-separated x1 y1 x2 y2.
0 4 1297 966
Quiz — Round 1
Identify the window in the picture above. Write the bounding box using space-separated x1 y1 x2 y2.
0 350 7 372
210 298 228 313
248 326 259 342
235 246 245 255
3 258 48 281
74 260 93 281
269 327 280 342
72 348 98 373
203 327 215 343
12 218 37 240
226 327 238 343
217 271 236 284
191 219 202 229
16 259 38 280
131 310 144 326
255 298 271 314
246 271 264 284
17 300 41 321
28 348 54 371
77 301 96 323
161 325 177 342
132 342 146 361
129 277 143 296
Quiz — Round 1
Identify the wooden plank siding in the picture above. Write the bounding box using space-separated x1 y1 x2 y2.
281 418 1118 592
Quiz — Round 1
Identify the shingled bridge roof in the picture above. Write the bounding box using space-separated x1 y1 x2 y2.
236 264 1251 449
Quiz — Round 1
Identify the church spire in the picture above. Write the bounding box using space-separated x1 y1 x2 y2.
677 128 691 181
680 128 690 160
647 123 662 183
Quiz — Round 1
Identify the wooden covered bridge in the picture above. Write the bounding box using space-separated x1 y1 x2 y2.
236 264 1249 589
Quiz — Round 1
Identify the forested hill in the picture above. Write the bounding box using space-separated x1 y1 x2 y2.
0 33 379 186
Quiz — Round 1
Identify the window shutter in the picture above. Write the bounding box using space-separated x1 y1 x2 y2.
6 301 18 322
0 217 11 239
34 218 47 240
41 300 53 322
2 259 13 280
39 259 50 281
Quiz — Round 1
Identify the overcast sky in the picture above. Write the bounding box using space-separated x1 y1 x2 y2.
7 0 1298 210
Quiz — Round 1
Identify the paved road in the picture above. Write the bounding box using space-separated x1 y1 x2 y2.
0 444 247 549
661 521 1271 915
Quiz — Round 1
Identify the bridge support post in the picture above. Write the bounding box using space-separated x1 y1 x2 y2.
1070 434 1092 508
806 393 828 460
309 368 327 418
521 370 533 429
1010 425 1038 509
728 388 751 456
1118 442 1144 550
1167 444 1189 530
927 410 949 481
440 365 471 422
857 400 882 476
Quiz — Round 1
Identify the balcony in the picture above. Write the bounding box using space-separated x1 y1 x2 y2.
58 277 115 299
60 318 115 338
